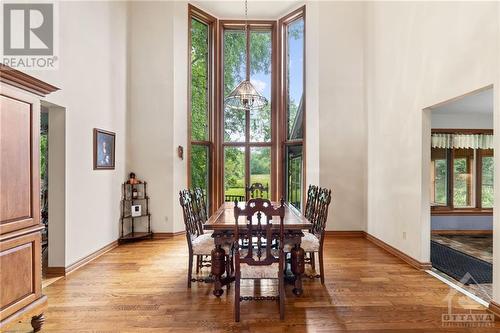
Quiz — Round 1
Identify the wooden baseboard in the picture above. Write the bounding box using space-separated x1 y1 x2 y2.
364 232 432 271
153 231 185 239
488 301 500 320
431 230 492 235
45 266 65 277
65 240 118 275
325 230 365 237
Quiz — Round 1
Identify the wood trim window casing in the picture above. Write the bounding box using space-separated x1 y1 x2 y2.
430 128 493 216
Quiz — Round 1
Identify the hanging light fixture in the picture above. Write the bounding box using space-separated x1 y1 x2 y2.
224 0 268 111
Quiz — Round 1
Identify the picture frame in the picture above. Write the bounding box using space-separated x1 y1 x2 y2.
93 128 116 170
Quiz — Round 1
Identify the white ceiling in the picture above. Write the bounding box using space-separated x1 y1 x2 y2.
431 88 493 115
189 0 303 20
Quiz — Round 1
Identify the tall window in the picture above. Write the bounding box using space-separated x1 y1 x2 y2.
188 5 306 211
221 23 275 202
430 130 494 212
188 7 215 210
281 8 305 210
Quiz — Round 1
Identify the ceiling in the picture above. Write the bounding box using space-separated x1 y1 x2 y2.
189 0 303 20
431 88 493 115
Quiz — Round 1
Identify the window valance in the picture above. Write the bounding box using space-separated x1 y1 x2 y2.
431 133 493 149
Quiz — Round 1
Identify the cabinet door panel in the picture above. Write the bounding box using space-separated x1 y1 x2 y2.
0 95 39 234
0 231 41 319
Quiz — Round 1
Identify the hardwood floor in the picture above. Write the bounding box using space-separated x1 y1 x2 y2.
6 235 499 332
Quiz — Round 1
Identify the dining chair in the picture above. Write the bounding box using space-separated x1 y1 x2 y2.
233 198 286 322
192 187 212 273
304 185 319 220
193 187 208 223
246 182 269 199
302 185 319 270
179 189 228 288
302 187 332 284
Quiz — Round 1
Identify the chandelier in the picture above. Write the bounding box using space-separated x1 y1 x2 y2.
224 0 268 111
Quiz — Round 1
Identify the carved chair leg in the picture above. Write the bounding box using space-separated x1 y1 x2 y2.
196 255 200 274
225 255 231 290
235 273 240 322
319 248 325 285
188 254 193 288
279 273 285 320
310 252 316 270
31 313 45 332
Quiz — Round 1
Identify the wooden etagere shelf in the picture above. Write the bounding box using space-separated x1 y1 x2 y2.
119 181 153 242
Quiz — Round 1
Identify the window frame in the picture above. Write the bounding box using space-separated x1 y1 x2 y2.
431 128 493 216
218 20 278 205
187 5 307 213
279 6 306 210
188 5 216 213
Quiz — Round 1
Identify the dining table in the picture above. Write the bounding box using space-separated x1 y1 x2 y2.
204 201 312 297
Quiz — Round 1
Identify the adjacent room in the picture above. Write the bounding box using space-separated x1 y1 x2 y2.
429 87 494 302
2 1 500 332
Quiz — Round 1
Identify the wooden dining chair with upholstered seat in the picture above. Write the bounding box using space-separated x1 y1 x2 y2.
302 185 319 269
179 189 230 288
233 198 286 322
192 187 212 273
301 187 332 284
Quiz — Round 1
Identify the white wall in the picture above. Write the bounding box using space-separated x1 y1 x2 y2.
127 1 188 233
172 2 189 232
431 112 493 129
365 1 499 269
29 1 128 266
316 1 367 231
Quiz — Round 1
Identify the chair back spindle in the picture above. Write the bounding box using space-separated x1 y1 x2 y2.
246 183 269 199
179 190 203 242
310 188 332 239
304 185 319 221
234 198 285 266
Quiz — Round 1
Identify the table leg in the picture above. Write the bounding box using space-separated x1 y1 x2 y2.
211 245 226 297
291 243 305 296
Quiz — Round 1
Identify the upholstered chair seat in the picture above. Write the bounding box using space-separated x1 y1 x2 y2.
239 245 281 278
240 262 280 279
300 231 320 252
282 231 319 253
192 233 229 255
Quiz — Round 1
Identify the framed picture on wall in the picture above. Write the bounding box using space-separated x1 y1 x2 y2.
93 128 115 170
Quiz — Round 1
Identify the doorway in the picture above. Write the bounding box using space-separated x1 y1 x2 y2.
40 102 66 286
426 86 494 302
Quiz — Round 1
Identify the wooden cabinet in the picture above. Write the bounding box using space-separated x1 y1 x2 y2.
0 64 58 332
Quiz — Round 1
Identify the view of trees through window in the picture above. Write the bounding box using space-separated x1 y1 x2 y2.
189 7 306 209
431 149 447 205
482 153 494 207
190 17 210 202
453 153 473 207
430 147 493 209
223 27 273 200
284 15 304 210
